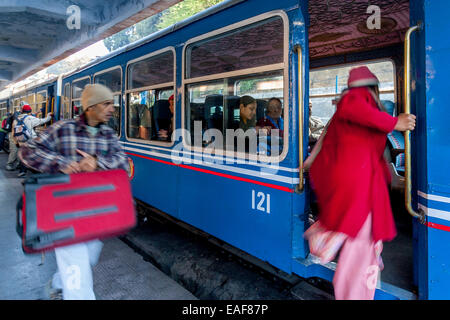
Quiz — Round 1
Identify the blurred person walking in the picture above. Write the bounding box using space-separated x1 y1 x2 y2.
13 104 52 177
0 112 11 153
304 66 416 300
19 84 129 300
5 111 19 171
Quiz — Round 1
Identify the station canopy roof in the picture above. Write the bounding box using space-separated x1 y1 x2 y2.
0 0 180 90
0 0 411 91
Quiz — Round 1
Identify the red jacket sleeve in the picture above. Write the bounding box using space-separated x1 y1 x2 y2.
338 89 398 133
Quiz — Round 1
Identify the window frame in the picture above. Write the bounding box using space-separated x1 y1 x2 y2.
94 65 123 137
36 90 47 115
26 93 35 112
13 98 20 112
181 11 290 163
0 103 6 117
61 82 71 120
71 76 91 119
309 58 397 122
125 46 176 147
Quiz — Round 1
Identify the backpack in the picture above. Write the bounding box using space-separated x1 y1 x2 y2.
1 114 14 132
13 115 31 142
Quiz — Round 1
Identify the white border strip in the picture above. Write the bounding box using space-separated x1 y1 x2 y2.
418 203 450 222
418 191 450 204
123 146 299 185
120 141 299 173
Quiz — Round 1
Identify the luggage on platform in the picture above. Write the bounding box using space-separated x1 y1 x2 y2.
16 169 136 254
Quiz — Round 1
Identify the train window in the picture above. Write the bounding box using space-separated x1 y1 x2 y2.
36 91 47 117
0 103 6 118
94 68 122 136
310 60 395 124
13 98 20 112
26 94 35 113
185 70 284 156
94 68 122 93
126 87 174 142
128 51 174 89
186 81 225 145
72 77 90 118
126 49 175 144
185 16 284 79
62 83 71 120
184 14 287 160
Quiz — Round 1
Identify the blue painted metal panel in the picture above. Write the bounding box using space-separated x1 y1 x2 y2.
178 166 293 271
427 222 450 299
129 155 179 219
409 0 450 300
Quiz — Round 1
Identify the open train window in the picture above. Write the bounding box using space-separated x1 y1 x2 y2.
94 67 122 136
309 60 396 124
72 77 90 119
184 14 288 161
126 49 175 144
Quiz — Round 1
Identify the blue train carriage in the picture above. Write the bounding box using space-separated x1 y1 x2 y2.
51 0 449 300
5 77 57 117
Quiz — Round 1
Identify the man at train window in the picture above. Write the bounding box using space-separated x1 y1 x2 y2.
18 83 129 300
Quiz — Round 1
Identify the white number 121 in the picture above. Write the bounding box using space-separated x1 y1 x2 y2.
251 190 271 214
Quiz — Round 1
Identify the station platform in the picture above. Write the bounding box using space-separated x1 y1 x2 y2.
0 152 197 300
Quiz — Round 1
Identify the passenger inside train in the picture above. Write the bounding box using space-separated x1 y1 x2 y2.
128 100 151 140
127 90 174 142
256 97 284 137
238 95 257 131
156 94 174 141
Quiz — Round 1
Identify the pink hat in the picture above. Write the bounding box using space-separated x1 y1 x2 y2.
347 66 379 88
22 104 32 113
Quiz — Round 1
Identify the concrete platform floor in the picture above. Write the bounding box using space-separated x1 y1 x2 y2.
0 152 197 300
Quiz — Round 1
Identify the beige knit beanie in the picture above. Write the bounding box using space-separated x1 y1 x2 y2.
81 83 114 112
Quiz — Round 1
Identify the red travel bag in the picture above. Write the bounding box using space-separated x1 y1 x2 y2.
16 169 136 254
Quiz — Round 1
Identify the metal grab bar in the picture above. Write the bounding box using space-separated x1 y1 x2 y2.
403 25 425 223
50 97 55 125
44 98 49 128
295 45 304 193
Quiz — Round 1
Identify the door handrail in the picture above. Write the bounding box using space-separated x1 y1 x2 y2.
295 45 304 193
403 24 425 223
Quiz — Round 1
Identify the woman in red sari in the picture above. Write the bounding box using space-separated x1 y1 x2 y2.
305 66 416 300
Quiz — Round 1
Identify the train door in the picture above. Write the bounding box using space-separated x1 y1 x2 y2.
298 0 438 299
408 0 450 300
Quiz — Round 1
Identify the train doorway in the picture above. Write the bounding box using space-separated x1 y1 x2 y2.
305 0 417 296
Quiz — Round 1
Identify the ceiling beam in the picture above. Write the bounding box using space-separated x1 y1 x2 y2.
0 45 38 63
0 70 12 81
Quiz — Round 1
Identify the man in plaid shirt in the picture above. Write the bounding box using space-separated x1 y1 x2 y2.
19 83 128 300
